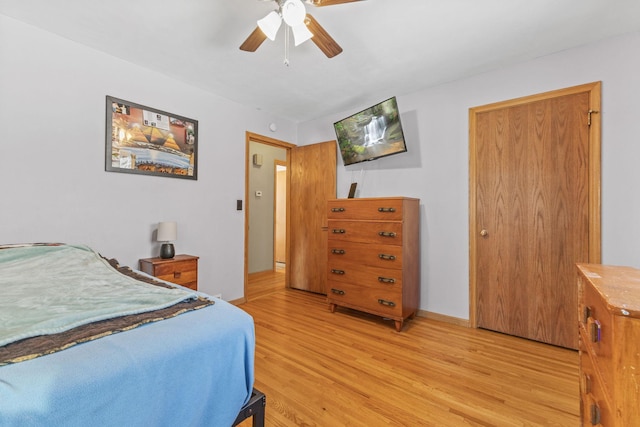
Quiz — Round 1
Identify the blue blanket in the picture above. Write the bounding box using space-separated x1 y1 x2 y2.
0 245 255 426
0 300 255 426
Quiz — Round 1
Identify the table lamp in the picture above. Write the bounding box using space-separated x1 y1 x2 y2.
157 221 177 259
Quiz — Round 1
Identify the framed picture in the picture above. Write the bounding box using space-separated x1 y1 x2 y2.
105 96 198 180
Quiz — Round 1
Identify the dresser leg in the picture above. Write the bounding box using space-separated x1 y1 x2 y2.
394 320 403 332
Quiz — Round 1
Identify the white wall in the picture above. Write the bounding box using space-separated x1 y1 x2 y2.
3 12 640 318
298 31 640 320
0 14 296 300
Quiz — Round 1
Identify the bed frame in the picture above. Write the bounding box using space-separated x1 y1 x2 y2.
233 388 266 427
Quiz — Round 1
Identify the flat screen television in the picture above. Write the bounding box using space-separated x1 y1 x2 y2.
333 96 407 166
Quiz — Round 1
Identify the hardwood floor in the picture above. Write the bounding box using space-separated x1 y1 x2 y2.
246 266 285 301
236 289 580 426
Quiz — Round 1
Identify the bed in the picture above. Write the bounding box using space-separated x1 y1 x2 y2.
0 243 255 427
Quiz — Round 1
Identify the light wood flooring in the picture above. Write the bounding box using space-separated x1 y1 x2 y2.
236 288 580 426
246 266 286 301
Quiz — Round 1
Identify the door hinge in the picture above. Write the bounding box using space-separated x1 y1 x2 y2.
587 109 599 126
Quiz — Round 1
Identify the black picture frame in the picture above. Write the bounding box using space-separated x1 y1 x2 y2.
105 96 198 180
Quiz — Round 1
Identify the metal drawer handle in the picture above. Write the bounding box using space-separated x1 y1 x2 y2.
378 277 396 284
590 403 601 425
590 320 601 343
332 229 346 234
331 269 345 275
581 373 592 394
331 288 345 295
378 254 396 261
331 207 345 212
378 299 396 307
378 231 397 238
377 207 396 213
331 249 346 255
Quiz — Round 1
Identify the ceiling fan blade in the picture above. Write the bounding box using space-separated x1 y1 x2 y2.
239 26 268 52
307 0 363 6
305 14 343 58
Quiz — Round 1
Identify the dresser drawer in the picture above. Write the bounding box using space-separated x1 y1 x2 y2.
156 268 197 287
580 281 614 397
580 351 612 426
328 241 403 270
328 220 404 245
154 259 196 276
328 198 405 220
328 261 403 289
327 281 402 318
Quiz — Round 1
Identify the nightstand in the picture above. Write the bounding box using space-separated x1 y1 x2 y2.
139 254 199 291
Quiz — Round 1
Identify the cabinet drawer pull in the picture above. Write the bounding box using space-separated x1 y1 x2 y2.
378 299 396 307
331 288 345 295
378 253 396 261
590 320 601 343
377 207 396 213
378 277 396 284
173 271 182 279
590 403 601 425
331 269 345 275
581 373 592 394
582 306 591 324
331 207 346 212
331 249 346 255
378 231 397 238
332 229 346 234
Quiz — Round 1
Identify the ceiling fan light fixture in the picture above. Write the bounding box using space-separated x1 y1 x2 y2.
291 23 313 46
257 10 282 41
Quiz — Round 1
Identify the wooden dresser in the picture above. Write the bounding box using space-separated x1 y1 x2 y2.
139 254 199 291
326 197 419 331
577 264 640 426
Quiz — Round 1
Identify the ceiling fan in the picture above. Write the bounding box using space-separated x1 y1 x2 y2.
240 0 364 59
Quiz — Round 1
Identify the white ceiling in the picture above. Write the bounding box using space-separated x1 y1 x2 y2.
1 0 639 122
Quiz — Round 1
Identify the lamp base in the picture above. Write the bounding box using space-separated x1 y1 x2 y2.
160 243 175 259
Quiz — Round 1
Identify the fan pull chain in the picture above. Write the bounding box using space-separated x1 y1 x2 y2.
284 26 290 66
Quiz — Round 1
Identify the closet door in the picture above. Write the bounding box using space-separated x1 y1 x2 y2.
470 83 601 349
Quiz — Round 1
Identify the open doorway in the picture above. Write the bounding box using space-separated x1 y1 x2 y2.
274 160 287 271
245 133 293 301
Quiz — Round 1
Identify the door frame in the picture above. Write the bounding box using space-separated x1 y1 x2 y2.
273 159 287 269
468 82 602 328
244 132 296 302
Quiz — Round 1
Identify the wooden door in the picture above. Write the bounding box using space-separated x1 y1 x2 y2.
470 83 601 349
289 141 337 294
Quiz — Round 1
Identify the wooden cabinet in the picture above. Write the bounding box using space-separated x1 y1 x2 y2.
326 197 420 331
139 255 199 291
577 264 640 426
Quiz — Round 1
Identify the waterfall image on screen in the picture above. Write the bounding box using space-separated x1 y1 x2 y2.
363 115 386 147
333 97 407 166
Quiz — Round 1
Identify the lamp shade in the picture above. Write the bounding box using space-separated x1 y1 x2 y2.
291 23 313 46
157 221 177 242
257 10 282 41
